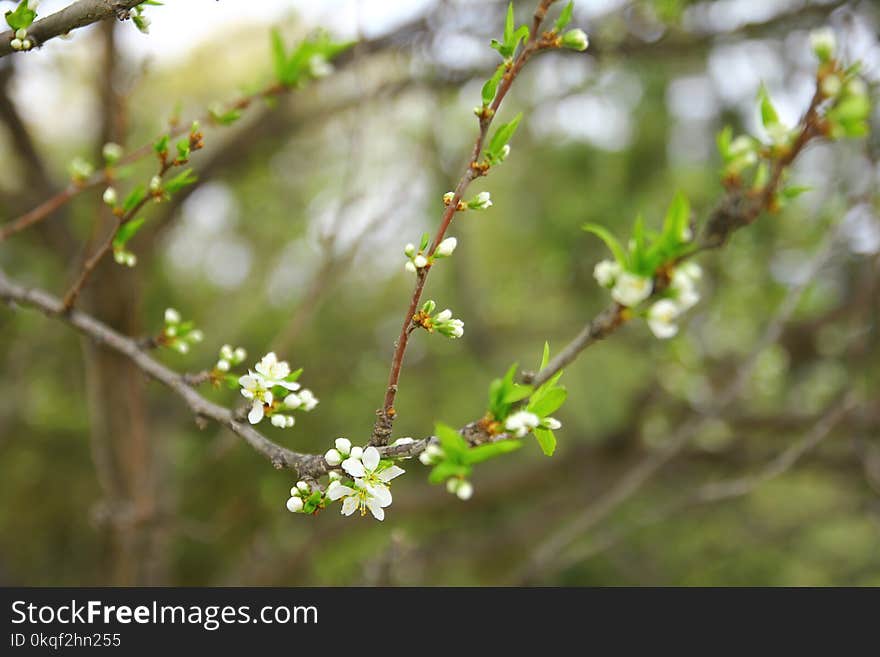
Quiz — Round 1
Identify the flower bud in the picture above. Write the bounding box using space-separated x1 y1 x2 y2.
810 27 836 63
405 261 417 274
216 359 230 372
335 438 352 455
284 393 301 409
286 496 304 513
233 347 247 363
102 142 124 164
456 481 473 500
561 28 589 51
349 446 363 460
10 39 22 51
102 187 117 206
15 29 27 40
164 308 181 324
297 480 310 493
413 255 428 269
436 237 457 257
324 449 342 466
404 243 416 257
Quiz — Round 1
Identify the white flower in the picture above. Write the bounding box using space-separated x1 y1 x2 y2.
102 187 117 206
298 389 318 411
671 264 701 311
647 299 680 339
254 352 300 391
335 438 352 455
505 410 540 438
327 479 392 521
469 191 492 210
542 417 562 430
286 496 304 513
164 308 181 324
593 259 621 287
561 28 589 51
436 237 457 257
342 446 405 486
810 27 836 62
324 448 342 466
239 373 273 424
611 271 653 307
413 254 428 269
434 309 464 339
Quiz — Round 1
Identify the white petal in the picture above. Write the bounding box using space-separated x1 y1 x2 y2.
264 390 273 405
248 402 264 424
362 446 380 471
327 484 355 501
341 496 359 516
366 498 385 521
279 380 301 391
342 457 365 478
368 484 393 507
378 465 405 482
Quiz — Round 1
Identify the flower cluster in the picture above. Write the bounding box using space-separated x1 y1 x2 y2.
322 442 405 521
160 308 203 354
6 1 36 51
404 235 457 273
238 352 318 426
411 300 464 338
215 344 247 372
444 191 493 212
504 409 561 437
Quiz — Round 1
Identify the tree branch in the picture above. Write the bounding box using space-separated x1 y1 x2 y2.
0 0 143 58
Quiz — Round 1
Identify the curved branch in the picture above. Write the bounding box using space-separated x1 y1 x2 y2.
0 0 143 58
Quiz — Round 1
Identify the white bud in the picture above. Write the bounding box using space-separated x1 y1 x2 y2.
405 261 417 274
436 237 457 257
593 259 620 287
189 329 203 343
174 341 189 354
149 175 161 192
271 414 287 428
15 29 27 40
102 142 124 163
414 255 428 269
328 471 342 481
335 438 352 455
419 452 433 465
102 187 117 206
324 448 342 466
446 478 460 494
809 27 836 63
404 243 416 257
220 344 234 360
456 480 473 500
426 444 444 458
392 437 415 446
349 446 363 460
543 417 562 430
435 309 452 322
10 39 22 51
284 393 301 409
215 359 230 372
561 28 589 51
297 480 310 493
286 496 304 513
164 308 181 324
233 347 247 362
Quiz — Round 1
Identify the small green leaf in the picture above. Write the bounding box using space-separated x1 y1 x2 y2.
528 386 567 417
428 461 469 484
153 134 169 155
122 185 146 213
486 112 522 161
271 28 288 83
164 169 197 194
436 422 469 459
502 384 533 405
481 64 506 106
113 217 146 249
5 1 36 31
534 428 557 456
758 84 779 129
209 106 242 126
583 223 627 265
464 439 522 465
540 341 550 371
554 1 574 31
504 2 515 46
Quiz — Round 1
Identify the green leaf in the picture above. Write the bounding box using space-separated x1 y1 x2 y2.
481 64 505 106
534 428 557 456
540 342 550 370
435 422 469 459
153 135 169 155
112 217 146 250
555 1 574 31
224 375 240 389
164 169 197 194
428 461 469 485
464 439 522 465
663 191 690 243
5 1 36 31
780 185 812 201
486 112 522 161
122 185 146 213
583 223 626 265
175 139 190 161
209 106 242 126
504 2 515 45
271 28 288 83
758 84 779 129
716 125 732 159
285 367 303 382
502 384 533 405
528 386 567 417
